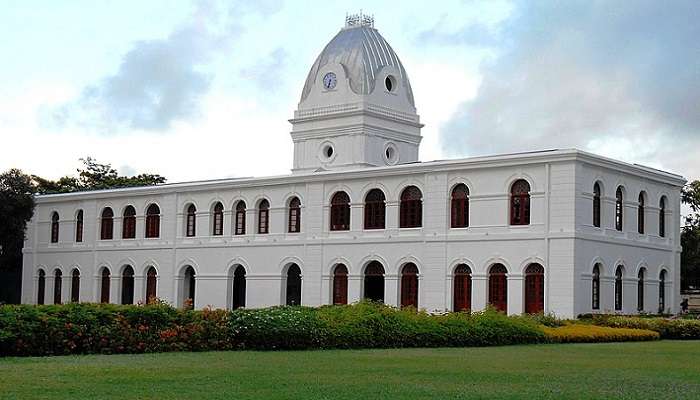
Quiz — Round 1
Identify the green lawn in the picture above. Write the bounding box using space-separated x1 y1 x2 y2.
1 341 699 400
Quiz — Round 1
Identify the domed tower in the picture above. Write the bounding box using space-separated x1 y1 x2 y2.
290 14 423 173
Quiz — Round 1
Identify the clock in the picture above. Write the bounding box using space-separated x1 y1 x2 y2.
322 72 337 90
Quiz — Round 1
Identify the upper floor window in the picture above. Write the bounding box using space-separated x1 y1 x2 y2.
288 197 301 233
330 191 350 231
593 182 601 228
637 192 646 234
50 212 59 243
510 179 530 226
212 202 224 236
615 186 624 231
364 189 386 230
100 207 114 240
258 199 269 234
235 201 246 235
399 186 422 228
451 184 469 228
122 206 136 239
145 204 160 238
186 204 196 237
75 210 84 243
659 197 667 238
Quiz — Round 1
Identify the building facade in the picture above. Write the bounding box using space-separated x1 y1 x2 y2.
21 16 685 318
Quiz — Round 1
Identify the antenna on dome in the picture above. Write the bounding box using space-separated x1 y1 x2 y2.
345 10 374 28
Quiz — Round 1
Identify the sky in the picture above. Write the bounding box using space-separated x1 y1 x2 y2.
1 0 698 184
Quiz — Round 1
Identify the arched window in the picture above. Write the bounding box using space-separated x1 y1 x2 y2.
400 186 423 228
53 269 62 304
50 212 59 243
258 199 269 234
285 264 302 306
100 207 114 240
615 266 623 311
638 192 645 234
75 210 84 243
235 201 246 235
525 264 545 314
231 265 246 309
659 270 667 313
637 268 646 312
592 264 601 310
659 197 667 238
146 267 157 303
364 189 386 229
212 202 224 236
400 263 419 308
332 264 348 305
453 264 472 312
122 206 136 239
145 204 160 238
363 261 385 302
37 269 46 305
593 183 601 228
183 266 196 309
330 192 351 231
510 180 530 225
488 264 507 312
121 265 134 305
615 187 624 231
288 197 301 233
186 204 196 237
451 184 469 228
70 269 80 303
100 268 110 303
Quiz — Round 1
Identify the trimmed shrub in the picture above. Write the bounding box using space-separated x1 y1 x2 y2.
543 324 659 343
0 302 547 357
586 315 700 340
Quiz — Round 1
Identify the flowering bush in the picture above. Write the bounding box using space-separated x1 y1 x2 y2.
0 302 551 357
543 324 659 343
585 315 700 340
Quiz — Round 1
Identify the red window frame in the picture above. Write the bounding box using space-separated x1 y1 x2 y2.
146 267 157 303
70 269 80 303
122 206 136 239
145 204 160 238
332 264 348 305
100 269 110 303
399 186 422 228
258 200 269 234
330 192 350 231
659 197 666 238
524 264 544 314
288 197 301 233
593 183 601 228
75 210 83 243
451 184 469 228
235 202 246 235
615 266 623 311
186 204 196 237
364 189 386 230
488 264 507 312
50 212 59 243
400 263 419 308
592 265 600 310
37 270 46 305
100 208 114 240
212 202 224 236
615 187 624 231
638 193 645 234
453 264 472 312
510 180 530 226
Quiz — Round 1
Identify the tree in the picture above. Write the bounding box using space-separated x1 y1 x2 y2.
33 157 166 194
0 169 36 303
681 180 700 291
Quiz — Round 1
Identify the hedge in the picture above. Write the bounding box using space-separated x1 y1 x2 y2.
542 324 659 343
0 302 548 357
586 315 700 340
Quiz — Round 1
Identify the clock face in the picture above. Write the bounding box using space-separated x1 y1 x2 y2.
323 72 337 90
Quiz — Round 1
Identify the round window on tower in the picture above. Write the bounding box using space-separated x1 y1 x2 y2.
384 143 398 165
385 75 397 92
319 142 336 162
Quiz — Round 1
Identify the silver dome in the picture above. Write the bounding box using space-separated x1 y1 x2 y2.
300 25 415 106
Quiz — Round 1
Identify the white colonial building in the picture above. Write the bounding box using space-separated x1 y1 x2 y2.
21 16 685 318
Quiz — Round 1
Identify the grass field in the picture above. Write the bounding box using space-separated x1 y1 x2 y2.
1 341 699 400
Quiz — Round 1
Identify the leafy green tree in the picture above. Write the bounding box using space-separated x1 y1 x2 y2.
33 157 166 194
0 169 36 303
681 180 700 290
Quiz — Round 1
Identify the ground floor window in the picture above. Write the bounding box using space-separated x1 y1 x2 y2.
488 264 507 312
524 264 544 314
453 264 471 312
232 265 246 309
364 261 385 303
285 264 302 305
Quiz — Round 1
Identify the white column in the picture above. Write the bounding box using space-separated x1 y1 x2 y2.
384 274 399 306
472 274 488 311
507 274 524 315
348 275 362 303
